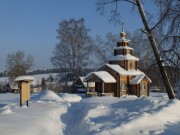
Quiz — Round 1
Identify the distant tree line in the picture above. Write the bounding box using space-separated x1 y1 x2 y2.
27 68 62 75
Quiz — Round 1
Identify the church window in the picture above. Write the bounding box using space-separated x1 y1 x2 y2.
130 62 133 69
121 83 126 91
141 83 146 90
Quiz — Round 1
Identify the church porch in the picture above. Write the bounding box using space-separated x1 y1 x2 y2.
84 71 116 97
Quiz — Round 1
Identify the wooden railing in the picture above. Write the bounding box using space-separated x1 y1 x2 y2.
86 92 114 97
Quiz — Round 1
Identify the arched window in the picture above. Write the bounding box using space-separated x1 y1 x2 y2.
141 83 146 90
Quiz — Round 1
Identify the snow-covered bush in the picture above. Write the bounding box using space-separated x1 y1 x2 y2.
32 90 63 102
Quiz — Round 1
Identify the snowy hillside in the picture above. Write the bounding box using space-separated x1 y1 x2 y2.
0 91 180 135
0 73 58 85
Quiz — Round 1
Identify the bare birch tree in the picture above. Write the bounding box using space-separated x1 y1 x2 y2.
51 18 92 85
6 50 34 80
94 33 117 65
97 0 180 99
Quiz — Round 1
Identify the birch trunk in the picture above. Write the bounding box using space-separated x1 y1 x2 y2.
136 0 175 99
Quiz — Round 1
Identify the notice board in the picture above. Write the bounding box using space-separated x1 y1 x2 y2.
21 82 30 103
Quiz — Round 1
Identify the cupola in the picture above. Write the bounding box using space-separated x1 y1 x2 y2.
108 27 139 70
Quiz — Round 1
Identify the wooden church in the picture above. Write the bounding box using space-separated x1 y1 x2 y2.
84 29 151 97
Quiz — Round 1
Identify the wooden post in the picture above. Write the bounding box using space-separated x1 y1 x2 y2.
20 91 22 107
27 100 29 107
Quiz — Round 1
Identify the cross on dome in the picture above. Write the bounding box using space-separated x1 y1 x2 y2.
120 23 126 39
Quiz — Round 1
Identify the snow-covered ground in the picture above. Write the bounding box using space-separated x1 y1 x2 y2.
0 91 180 135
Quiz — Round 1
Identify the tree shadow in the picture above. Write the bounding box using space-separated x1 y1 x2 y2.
0 103 7 108
87 97 173 134
162 121 180 135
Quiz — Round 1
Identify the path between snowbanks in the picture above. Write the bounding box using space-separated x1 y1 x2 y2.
61 102 90 135
61 96 125 135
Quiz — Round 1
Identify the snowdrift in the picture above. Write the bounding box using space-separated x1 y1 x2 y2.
83 96 180 135
32 90 64 102
0 91 68 135
0 106 15 115
60 93 82 102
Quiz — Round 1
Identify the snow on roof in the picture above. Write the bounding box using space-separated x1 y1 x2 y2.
85 71 116 83
108 54 139 61
101 64 129 75
15 76 35 82
127 69 145 76
79 77 95 87
100 64 144 76
114 46 133 50
129 74 145 85
129 74 152 85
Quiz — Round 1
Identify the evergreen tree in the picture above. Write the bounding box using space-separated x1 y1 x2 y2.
41 78 47 90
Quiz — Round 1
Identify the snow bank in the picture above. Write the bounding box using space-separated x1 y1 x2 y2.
61 93 82 102
32 90 63 102
0 92 68 135
85 105 112 132
0 102 68 135
82 96 120 105
0 106 15 115
84 96 180 135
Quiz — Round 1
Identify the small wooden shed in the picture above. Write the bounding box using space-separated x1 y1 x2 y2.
15 76 34 107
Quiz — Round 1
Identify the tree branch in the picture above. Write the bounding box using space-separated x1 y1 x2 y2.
150 9 169 31
141 28 150 36
147 59 157 72
99 0 137 6
120 0 137 6
158 35 180 49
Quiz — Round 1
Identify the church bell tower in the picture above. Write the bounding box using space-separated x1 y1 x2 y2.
108 27 139 70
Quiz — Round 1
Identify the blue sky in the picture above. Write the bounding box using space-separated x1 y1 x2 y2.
0 0 156 71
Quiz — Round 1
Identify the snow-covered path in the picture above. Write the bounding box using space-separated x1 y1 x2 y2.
61 96 123 135
61 102 91 135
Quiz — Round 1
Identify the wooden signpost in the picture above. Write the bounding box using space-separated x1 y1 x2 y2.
15 76 34 107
